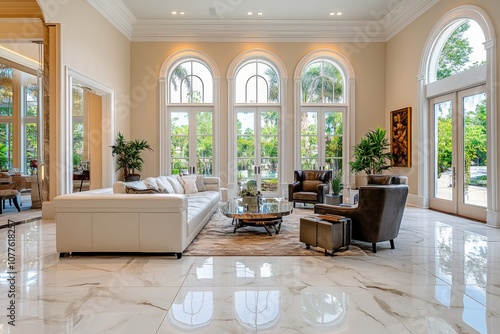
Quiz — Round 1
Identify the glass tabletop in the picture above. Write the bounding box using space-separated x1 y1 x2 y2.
221 198 293 218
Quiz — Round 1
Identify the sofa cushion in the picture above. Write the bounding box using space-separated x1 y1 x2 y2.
125 187 161 194
166 175 184 194
196 175 207 192
179 174 198 194
156 176 175 193
143 177 160 191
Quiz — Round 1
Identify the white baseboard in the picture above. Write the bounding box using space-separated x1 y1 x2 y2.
487 210 500 228
406 194 429 208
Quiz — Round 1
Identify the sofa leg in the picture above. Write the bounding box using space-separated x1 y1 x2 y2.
372 243 377 253
175 253 183 259
390 239 395 249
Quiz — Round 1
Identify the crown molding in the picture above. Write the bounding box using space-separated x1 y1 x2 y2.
90 0 437 42
86 0 136 40
384 0 440 41
131 19 387 42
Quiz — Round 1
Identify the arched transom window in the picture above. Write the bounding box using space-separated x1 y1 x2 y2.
169 60 213 103
235 60 279 104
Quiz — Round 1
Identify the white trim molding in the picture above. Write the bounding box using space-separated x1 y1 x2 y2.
293 49 356 187
86 0 136 40
418 5 498 226
158 49 221 177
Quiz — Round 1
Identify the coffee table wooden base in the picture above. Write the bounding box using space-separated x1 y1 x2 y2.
233 218 282 236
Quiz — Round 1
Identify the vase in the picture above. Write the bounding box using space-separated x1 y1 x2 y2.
241 196 260 212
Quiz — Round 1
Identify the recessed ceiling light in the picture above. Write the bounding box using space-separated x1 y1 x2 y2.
172 11 177 15
337 12 342 16
179 11 185 15
257 12 263 16
329 12 335 16
247 11 253 15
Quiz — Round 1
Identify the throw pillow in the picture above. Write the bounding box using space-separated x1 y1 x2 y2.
113 181 126 194
166 175 184 194
156 176 175 193
179 174 198 194
195 175 207 192
143 177 160 191
123 180 161 194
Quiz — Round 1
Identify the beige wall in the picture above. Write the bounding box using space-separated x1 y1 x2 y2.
130 42 386 186
37 0 131 196
386 0 499 198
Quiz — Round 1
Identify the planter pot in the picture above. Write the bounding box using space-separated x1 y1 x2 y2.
125 174 141 182
325 194 343 206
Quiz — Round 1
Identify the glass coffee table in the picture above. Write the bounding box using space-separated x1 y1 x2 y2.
221 198 293 236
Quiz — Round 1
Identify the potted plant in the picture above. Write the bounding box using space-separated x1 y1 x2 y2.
238 180 261 212
328 169 344 205
349 127 393 175
111 132 153 181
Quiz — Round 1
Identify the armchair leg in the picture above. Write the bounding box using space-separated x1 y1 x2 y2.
372 243 377 253
390 239 395 249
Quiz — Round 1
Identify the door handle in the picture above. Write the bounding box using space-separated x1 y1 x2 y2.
452 167 456 188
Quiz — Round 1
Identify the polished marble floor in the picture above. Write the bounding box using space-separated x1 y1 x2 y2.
0 207 499 333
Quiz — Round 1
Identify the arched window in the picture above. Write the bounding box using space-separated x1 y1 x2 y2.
235 60 279 103
302 59 344 103
227 50 287 198
420 6 496 223
160 50 220 177
169 60 213 103
295 51 353 181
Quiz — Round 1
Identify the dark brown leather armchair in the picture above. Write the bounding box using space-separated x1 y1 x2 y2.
288 170 332 207
314 175 408 253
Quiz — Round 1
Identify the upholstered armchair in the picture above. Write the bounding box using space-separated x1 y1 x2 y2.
288 170 332 207
314 175 409 253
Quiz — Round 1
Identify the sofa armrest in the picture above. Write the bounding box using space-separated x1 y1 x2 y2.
203 176 220 192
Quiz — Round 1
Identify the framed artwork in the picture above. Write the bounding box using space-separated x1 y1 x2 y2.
390 107 411 167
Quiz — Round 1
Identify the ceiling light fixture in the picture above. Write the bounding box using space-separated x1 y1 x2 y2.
247 11 253 15
329 12 335 16
179 11 185 15
171 11 177 15
337 12 342 16
257 12 263 16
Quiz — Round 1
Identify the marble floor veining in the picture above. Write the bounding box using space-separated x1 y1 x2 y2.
1 207 500 333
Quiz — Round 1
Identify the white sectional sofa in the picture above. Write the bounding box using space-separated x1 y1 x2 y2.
53 175 223 259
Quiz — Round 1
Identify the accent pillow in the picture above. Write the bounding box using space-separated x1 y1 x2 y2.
143 177 160 191
156 176 175 193
195 175 207 192
166 175 184 194
113 181 126 194
123 180 161 194
179 174 198 194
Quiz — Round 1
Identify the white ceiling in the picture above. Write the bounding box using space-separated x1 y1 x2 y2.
87 0 439 42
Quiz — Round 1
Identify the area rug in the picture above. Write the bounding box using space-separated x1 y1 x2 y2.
184 207 367 257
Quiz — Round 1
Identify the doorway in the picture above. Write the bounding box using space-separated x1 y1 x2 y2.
429 85 487 221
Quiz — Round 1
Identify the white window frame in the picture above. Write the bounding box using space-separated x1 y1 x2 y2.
227 49 288 199
159 49 220 176
294 49 356 187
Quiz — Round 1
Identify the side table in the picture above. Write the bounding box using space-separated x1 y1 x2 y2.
299 214 351 255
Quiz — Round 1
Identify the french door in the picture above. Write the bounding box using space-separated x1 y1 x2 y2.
300 107 344 171
169 107 213 175
429 86 487 221
235 107 279 197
